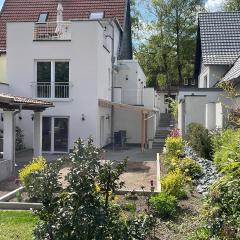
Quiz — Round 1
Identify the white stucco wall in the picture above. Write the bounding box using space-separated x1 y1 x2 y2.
216 102 223 129
205 102 216 130
0 54 7 84
178 89 230 134
7 21 119 150
199 65 229 88
114 108 156 144
115 60 146 105
143 88 155 108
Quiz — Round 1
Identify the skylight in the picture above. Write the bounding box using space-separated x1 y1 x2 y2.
89 11 105 20
38 12 48 23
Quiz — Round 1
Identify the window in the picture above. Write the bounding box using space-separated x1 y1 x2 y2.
89 11 105 20
37 61 69 98
204 75 208 88
191 78 195 86
184 78 189 86
38 12 48 23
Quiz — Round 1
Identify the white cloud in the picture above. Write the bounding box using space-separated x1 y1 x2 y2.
205 0 225 11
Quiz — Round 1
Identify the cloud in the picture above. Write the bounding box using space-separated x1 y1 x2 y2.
205 0 225 11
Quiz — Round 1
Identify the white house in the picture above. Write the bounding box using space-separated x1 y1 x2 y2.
0 0 159 163
178 12 240 134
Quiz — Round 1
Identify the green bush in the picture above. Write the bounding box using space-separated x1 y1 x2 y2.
19 156 46 190
165 136 184 159
121 202 136 214
161 169 191 199
186 123 212 159
179 157 203 179
149 192 178 219
201 174 240 238
212 128 240 173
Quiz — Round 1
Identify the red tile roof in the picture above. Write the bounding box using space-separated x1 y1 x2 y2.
0 0 126 51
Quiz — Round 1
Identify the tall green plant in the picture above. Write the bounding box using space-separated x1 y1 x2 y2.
31 138 155 240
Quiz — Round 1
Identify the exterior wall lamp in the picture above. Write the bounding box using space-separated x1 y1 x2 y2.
81 114 86 121
106 114 110 120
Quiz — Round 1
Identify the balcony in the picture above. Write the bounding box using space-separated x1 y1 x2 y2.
31 82 70 99
34 21 71 41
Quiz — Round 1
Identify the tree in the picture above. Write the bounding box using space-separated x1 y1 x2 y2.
224 0 240 11
135 0 203 90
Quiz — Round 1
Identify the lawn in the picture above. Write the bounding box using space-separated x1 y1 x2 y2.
0 210 38 240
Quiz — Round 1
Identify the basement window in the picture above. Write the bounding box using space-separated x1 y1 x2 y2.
89 11 105 20
38 12 48 23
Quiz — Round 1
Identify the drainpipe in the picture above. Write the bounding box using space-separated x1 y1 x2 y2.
105 18 116 149
12 105 22 175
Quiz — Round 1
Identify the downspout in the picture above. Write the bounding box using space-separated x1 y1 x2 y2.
106 18 116 149
12 106 22 175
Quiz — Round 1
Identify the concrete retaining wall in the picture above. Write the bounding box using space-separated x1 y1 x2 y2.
0 159 13 182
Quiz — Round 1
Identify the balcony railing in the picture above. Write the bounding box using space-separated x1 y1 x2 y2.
34 21 71 40
32 82 70 99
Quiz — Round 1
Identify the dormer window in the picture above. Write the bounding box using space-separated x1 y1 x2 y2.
89 11 105 20
38 12 48 23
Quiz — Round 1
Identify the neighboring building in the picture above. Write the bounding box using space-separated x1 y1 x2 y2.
0 0 159 154
178 12 240 134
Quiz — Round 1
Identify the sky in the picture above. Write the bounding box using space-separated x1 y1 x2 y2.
0 0 225 13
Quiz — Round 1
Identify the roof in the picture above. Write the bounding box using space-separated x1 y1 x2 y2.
221 56 240 82
0 93 54 110
99 99 159 113
0 0 126 51
198 12 240 65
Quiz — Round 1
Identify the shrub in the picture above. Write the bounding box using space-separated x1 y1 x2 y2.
179 157 203 179
19 156 46 190
121 202 137 214
31 138 156 239
186 123 212 159
161 169 191 199
212 128 240 173
165 136 184 159
149 192 178 219
201 174 240 238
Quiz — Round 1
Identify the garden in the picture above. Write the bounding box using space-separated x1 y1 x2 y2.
0 122 240 239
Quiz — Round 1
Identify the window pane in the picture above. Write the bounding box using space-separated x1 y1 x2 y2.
55 62 69 98
42 117 51 151
54 118 68 152
38 13 48 23
37 62 51 98
55 62 69 83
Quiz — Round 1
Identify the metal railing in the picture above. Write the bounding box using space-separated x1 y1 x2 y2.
34 21 71 40
32 82 70 99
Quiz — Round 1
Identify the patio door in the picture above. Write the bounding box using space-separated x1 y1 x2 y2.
42 117 69 153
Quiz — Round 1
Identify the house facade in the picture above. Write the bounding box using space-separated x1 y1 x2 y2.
178 12 240 134
0 0 159 155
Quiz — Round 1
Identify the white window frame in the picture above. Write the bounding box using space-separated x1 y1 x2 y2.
35 60 70 99
184 78 189 86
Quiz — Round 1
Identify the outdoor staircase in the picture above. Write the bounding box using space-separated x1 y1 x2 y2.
152 113 173 150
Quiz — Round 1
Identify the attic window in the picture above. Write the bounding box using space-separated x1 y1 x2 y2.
38 12 48 23
89 11 105 20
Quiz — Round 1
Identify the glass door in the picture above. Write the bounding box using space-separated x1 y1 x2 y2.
42 117 69 152
42 117 52 151
54 118 69 152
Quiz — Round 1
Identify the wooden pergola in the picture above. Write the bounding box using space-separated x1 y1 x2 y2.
0 93 54 182
99 99 158 152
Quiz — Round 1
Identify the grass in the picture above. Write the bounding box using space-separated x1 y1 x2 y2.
0 210 38 240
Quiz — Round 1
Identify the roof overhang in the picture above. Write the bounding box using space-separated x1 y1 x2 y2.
0 93 54 111
98 99 158 113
